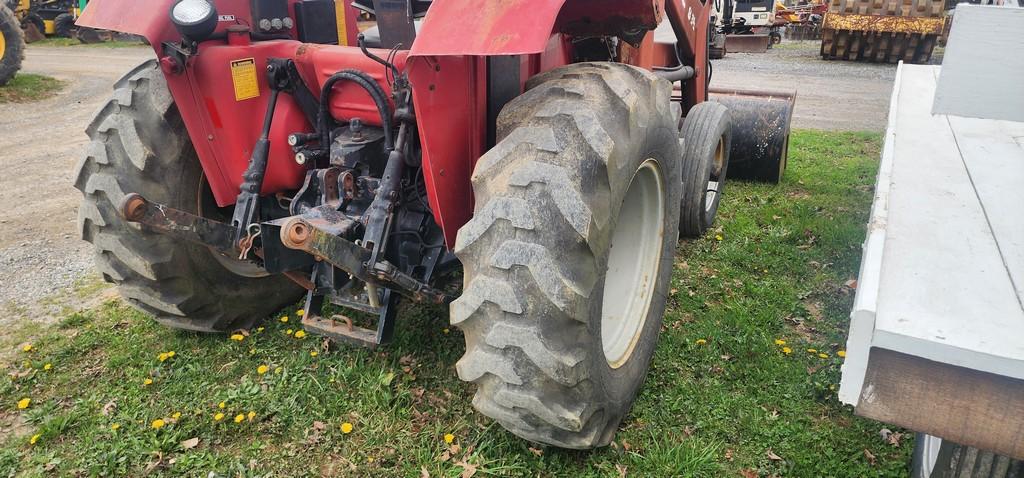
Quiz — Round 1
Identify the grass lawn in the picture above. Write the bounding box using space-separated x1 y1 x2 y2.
0 130 910 477
0 74 64 104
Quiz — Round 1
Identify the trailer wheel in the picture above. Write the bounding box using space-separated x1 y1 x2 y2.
75 60 302 332
912 433 1023 478
0 4 24 87
54 13 74 38
679 101 732 238
452 62 682 449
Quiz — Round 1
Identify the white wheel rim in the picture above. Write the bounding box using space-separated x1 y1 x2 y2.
601 159 665 369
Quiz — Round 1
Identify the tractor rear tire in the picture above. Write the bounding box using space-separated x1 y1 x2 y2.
679 101 732 238
54 13 74 38
0 5 24 87
452 62 683 449
75 60 303 332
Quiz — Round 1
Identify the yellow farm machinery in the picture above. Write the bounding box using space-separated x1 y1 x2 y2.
820 0 946 63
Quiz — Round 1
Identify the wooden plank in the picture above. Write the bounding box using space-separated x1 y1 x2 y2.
946 115 1024 301
856 348 1024 460
838 62 903 405
871 64 1024 380
932 5 1024 122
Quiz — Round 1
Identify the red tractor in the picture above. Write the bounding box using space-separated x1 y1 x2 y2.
75 0 794 448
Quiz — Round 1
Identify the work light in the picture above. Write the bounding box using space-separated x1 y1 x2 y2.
170 0 219 42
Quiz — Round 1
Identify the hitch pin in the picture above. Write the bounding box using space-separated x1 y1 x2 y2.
238 224 262 260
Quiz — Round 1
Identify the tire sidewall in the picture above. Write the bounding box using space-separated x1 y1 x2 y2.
701 113 732 230
586 119 682 418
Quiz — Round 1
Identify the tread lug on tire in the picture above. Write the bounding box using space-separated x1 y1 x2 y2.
75 60 302 333
452 62 683 449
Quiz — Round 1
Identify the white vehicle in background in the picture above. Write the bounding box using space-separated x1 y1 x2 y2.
710 0 782 58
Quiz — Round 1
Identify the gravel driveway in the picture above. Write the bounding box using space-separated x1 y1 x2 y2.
0 46 153 318
0 41 894 321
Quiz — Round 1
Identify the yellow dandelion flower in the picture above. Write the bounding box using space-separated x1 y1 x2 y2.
806 348 817 354
29 434 40 445
17 398 31 409
310 351 318 357
218 401 226 409
158 352 169 362
340 422 354 434
143 378 153 386
444 433 455 444
695 339 707 345
167 351 175 358
214 412 225 421
715 234 723 241
21 344 32 353
43 363 52 371
782 347 792 355
257 327 265 332
774 339 786 345
110 423 120 431
294 330 306 339
172 412 182 419
367 456 374 463
280 316 289 323
151 419 165 429
247 411 256 421
442 328 450 334
234 414 245 423
818 353 829 359
837 350 847 358
230 334 245 341
257 364 269 375
296 309 305 317
285 329 293 336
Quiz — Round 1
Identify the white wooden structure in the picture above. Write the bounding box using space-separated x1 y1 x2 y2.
838 59 1024 459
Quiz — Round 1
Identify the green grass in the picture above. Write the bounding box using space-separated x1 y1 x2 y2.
0 74 64 103
31 37 147 48
0 130 910 477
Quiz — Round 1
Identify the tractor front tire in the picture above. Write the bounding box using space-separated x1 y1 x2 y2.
75 60 302 332
452 62 682 449
679 101 732 238
54 12 74 38
0 4 24 87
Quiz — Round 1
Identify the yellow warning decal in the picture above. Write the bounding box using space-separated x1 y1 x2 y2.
230 58 260 101
335 0 349 46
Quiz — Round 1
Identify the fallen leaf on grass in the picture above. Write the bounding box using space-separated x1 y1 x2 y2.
180 437 199 450
766 449 783 461
844 279 858 290
864 448 877 466
420 466 430 478
616 464 628 478
740 469 758 478
528 447 543 457
102 400 117 416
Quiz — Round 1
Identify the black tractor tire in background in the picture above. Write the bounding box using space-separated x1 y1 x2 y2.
679 101 732 238
22 13 46 43
74 60 303 332
452 62 683 449
912 433 1023 478
0 4 24 87
54 12 75 38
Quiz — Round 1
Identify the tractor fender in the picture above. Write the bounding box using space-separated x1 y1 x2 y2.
409 0 567 57
76 0 178 45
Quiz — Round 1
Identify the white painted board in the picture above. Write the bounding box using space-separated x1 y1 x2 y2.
840 64 1024 406
932 5 1024 122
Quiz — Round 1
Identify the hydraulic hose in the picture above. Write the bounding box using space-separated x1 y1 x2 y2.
654 65 696 83
318 69 394 152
